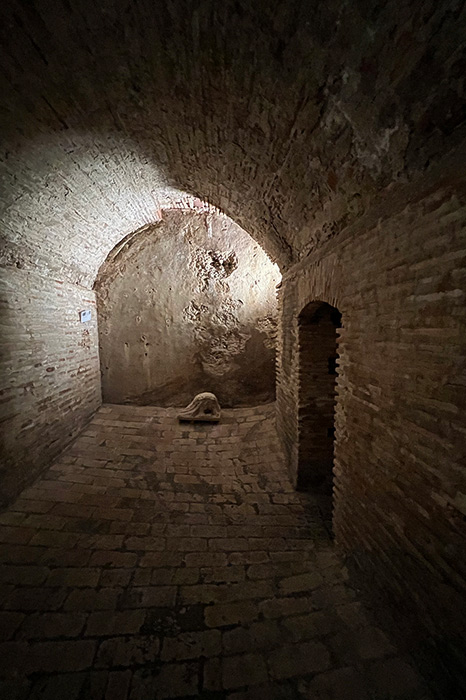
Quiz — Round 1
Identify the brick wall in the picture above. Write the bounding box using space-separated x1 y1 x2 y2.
0 267 101 507
276 166 466 692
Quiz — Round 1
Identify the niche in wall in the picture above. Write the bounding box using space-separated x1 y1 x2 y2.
297 301 342 509
95 209 281 407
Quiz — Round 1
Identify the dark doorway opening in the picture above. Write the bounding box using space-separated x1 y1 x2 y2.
297 301 341 528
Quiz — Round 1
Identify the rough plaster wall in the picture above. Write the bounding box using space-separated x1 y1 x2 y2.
276 160 466 694
0 268 101 507
96 209 279 407
1 0 466 283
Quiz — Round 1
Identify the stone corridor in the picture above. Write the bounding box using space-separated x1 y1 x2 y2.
0 405 430 699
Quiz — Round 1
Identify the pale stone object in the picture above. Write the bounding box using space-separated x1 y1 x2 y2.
178 392 221 422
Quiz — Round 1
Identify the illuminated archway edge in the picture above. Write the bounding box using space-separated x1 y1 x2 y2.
92 192 283 290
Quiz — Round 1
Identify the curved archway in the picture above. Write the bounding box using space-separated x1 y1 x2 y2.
94 207 281 408
297 300 342 522
1 3 465 691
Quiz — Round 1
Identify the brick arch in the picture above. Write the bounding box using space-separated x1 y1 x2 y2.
297 300 342 522
3 0 460 293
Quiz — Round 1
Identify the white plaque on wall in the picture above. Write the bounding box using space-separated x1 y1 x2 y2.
79 309 92 323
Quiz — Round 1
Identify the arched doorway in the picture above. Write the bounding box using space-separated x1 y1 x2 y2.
297 301 342 523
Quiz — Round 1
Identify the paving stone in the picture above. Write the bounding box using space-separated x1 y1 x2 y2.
353 625 397 660
0 679 31 700
335 601 372 629
100 569 133 587
19 639 97 674
105 670 132 700
85 610 145 636
222 652 269 689
268 641 331 680
64 588 121 611
119 586 177 608
39 548 92 568
227 683 298 700
161 630 221 661
4 587 67 612
186 552 228 567
282 610 340 641
278 571 324 594
201 565 245 584
367 657 427 696
259 596 313 620
202 656 222 691
223 620 281 654
300 667 369 700
140 552 185 568
0 527 35 545
28 673 85 700
131 663 199 699
124 536 166 551
96 635 160 667
0 566 49 586
90 551 138 568
229 551 270 565
0 405 433 698
45 567 101 588
0 545 43 565
205 601 259 628
180 579 275 605
17 612 87 640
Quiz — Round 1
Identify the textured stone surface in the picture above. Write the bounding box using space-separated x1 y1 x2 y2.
95 209 279 407
0 405 430 699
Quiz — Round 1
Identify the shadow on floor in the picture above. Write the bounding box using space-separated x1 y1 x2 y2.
0 403 432 699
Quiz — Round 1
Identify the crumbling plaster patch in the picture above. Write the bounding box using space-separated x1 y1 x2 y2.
95 209 280 407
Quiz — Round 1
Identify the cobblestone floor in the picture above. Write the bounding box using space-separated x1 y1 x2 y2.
0 404 432 699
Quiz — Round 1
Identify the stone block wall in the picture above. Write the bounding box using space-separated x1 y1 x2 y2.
276 167 466 692
0 267 101 507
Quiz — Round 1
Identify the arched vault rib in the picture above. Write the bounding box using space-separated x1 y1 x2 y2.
1 0 464 286
0 130 290 288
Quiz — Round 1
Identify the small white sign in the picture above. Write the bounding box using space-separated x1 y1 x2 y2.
79 309 92 323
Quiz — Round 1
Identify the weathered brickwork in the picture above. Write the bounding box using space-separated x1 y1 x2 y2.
276 167 466 694
0 268 101 507
1 1 465 281
0 405 430 699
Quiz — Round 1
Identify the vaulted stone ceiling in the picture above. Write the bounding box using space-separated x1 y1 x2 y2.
1 0 465 286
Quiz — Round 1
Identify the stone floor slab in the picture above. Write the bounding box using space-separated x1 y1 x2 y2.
0 404 431 699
